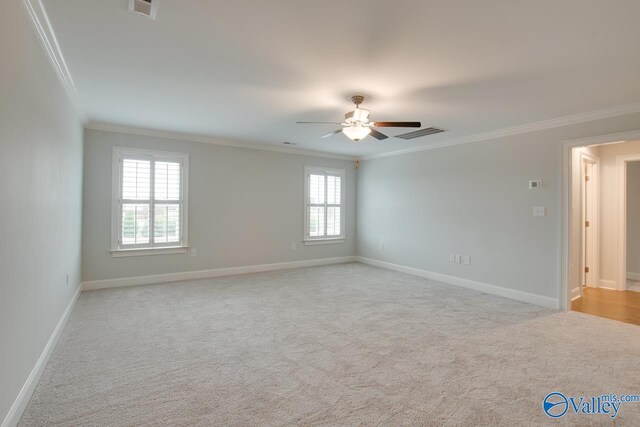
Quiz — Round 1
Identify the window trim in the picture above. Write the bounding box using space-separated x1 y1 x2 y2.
303 166 346 243
111 146 189 256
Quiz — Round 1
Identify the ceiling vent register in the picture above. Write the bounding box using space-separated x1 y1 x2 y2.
395 127 446 140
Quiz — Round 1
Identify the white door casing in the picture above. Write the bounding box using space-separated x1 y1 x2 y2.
580 152 599 290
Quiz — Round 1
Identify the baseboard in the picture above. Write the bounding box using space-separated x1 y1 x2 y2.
598 279 617 290
570 287 581 301
627 272 640 281
82 256 358 291
356 257 559 309
1 286 81 427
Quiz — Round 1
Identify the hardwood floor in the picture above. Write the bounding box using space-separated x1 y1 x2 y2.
572 287 640 326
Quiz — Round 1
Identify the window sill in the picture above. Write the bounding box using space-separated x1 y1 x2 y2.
303 238 345 246
111 247 189 257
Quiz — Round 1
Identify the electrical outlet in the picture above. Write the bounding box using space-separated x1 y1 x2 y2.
291 243 296 250
463 256 471 265
190 249 197 257
455 254 461 263
449 254 456 263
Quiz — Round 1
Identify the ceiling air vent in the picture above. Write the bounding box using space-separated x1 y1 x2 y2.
395 127 446 140
129 0 157 19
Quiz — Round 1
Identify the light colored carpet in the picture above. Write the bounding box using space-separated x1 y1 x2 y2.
20 263 640 426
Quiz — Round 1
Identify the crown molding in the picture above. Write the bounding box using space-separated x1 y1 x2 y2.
362 101 640 160
20 0 87 124
85 122 357 161
560 129 640 147
87 100 640 162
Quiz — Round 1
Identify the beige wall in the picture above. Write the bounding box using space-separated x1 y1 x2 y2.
0 1 83 423
82 129 357 282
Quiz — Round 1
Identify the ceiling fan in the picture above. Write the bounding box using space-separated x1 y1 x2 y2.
297 95 421 142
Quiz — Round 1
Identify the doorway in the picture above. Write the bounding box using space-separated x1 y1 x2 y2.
564 136 640 326
617 156 640 293
627 163 640 292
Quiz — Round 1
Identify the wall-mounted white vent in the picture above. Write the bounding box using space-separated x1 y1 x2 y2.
129 0 157 19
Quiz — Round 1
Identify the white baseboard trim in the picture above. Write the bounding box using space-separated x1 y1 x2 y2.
356 257 559 309
598 279 617 290
82 256 358 291
1 286 81 427
570 287 581 301
626 272 640 281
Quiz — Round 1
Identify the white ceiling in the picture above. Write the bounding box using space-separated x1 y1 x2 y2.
43 0 640 156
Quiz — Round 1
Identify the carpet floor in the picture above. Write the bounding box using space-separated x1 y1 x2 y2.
19 263 640 426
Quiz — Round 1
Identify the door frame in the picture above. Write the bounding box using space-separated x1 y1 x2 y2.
560 129 640 311
579 151 599 291
616 153 640 291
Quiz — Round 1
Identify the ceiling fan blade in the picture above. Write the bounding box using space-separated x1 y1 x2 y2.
320 129 344 139
373 121 421 128
369 129 388 140
296 121 342 124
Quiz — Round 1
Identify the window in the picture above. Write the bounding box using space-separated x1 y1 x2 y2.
112 147 188 256
304 166 345 244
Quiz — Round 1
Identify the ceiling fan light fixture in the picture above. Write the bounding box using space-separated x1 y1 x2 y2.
343 124 371 141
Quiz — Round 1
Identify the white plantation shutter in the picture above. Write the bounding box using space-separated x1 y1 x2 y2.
326 175 341 236
304 166 345 241
113 148 188 252
309 174 325 237
153 161 181 244
121 159 151 245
